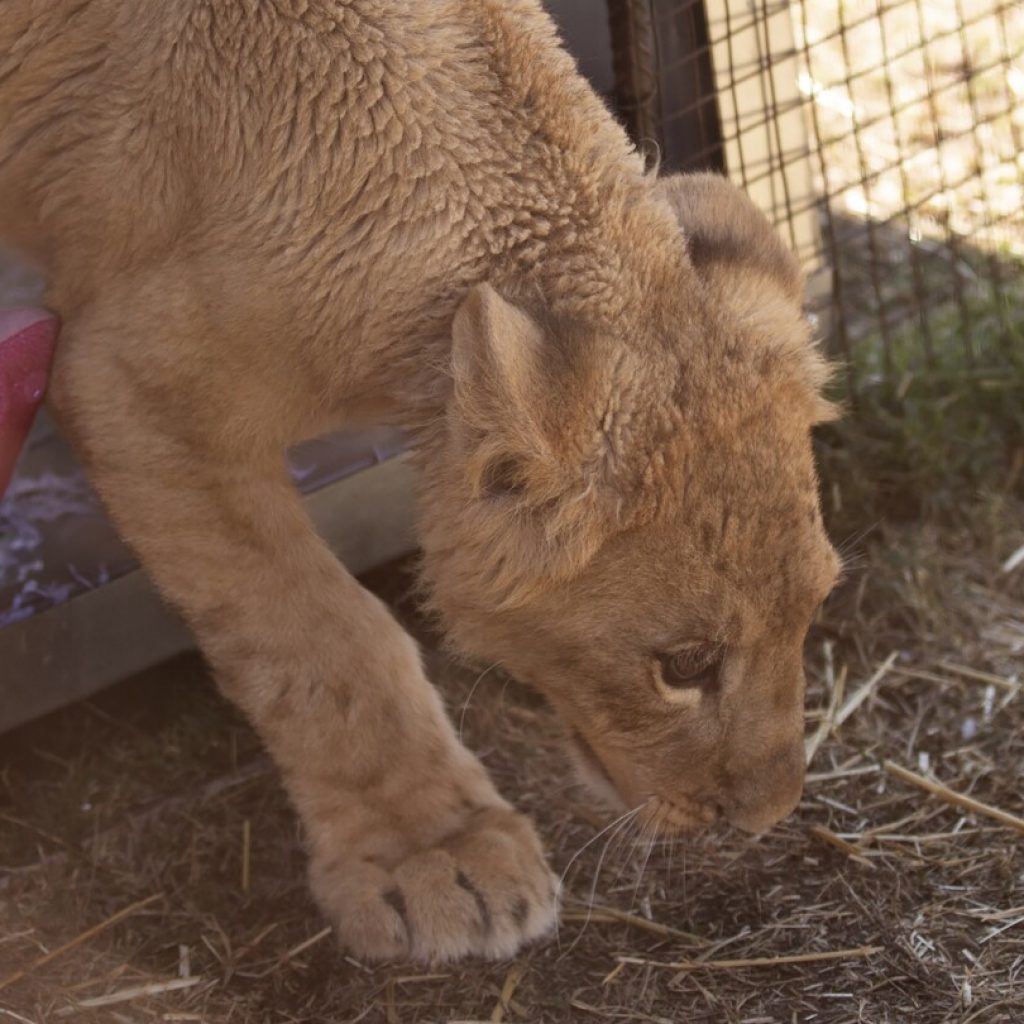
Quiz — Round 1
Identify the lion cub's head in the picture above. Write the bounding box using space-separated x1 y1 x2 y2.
420 174 840 835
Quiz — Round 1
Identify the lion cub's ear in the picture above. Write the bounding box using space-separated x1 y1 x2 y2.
452 284 542 401
444 284 610 603
656 173 804 302
450 283 556 501
657 174 838 425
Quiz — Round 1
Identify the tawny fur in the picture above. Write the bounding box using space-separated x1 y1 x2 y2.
0 0 840 963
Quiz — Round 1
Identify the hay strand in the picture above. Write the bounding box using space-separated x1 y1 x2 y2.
241 819 251 894
883 761 1024 835
490 963 526 1022
54 976 203 1016
0 893 163 993
834 651 900 729
561 902 706 945
619 945 885 972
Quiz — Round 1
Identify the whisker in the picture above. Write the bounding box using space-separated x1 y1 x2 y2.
457 662 499 741
563 805 644 955
557 804 644 898
608 811 647 888
556 805 643 952
607 811 642 881
630 803 664 911
835 523 877 566
585 809 638 908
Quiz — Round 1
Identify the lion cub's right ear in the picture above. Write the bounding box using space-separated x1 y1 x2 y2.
449 283 557 502
448 283 654 517
441 284 611 606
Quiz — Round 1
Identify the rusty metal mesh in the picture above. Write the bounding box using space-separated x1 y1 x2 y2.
608 0 1024 392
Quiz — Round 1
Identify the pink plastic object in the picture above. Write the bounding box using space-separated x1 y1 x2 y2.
0 309 59 497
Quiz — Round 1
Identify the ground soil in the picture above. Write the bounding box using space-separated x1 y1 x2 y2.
1 514 1021 1024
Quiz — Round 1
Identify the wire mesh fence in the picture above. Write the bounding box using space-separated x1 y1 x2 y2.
600 0 1024 397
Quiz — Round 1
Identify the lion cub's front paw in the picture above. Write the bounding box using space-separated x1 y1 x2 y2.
310 806 558 963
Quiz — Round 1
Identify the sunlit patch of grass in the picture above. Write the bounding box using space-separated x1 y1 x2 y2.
817 268 1024 533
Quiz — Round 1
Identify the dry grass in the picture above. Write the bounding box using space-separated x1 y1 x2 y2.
1 497 1021 1022
2 1 1022 1020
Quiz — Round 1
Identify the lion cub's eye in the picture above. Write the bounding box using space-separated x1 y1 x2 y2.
658 644 722 693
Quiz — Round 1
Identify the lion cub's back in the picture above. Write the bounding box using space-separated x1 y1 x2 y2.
1 0 509 293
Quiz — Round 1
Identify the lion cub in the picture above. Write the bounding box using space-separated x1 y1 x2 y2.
0 0 839 962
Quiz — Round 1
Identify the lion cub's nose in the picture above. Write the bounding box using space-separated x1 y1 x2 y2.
723 742 805 834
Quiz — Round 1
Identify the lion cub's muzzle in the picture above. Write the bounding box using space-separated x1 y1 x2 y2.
641 794 720 834
720 739 806 834
568 729 722 834
570 725 804 837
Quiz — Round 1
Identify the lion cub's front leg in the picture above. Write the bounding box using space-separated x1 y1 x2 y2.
291 621 558 962
51 287 557 963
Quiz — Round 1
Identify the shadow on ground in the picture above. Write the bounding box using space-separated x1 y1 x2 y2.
0 537 1022 1023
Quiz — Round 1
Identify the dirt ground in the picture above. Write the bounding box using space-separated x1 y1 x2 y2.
1 1 1021 1016
1 505 1022 1024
